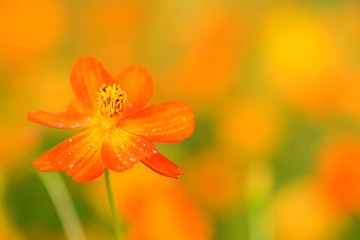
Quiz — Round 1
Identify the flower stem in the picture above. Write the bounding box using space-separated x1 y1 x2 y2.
39 172 85 240
105 168 121 240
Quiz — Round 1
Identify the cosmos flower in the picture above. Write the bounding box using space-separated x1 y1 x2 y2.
27 55 195 182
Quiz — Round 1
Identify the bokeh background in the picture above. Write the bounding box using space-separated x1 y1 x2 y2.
1 0 360 239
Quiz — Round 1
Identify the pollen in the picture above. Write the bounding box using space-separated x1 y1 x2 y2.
97 83 127 117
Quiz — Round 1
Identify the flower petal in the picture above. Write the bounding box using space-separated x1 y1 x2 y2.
27 108 97 130
101 128 156 172
27 99 98 129
32 129 106 182
119 101 195 143
31 156 58 172
115 65 153 116
70 55 113 111
141 152 185 179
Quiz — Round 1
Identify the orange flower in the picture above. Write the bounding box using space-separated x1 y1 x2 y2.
27 55 195 182
316 135 360 212
272 179 341 240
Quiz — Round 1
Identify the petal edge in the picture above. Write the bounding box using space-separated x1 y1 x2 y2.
141 152 185 179
120 101 195 143
70 55 113 111
115 65 153 116
27 110 95 129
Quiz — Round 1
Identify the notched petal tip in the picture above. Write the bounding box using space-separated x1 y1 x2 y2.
69 168 106 183
27 110 38 122
141 152 185 179
31 156 58 172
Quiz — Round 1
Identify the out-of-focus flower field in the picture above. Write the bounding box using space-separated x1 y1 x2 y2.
1 0 360 239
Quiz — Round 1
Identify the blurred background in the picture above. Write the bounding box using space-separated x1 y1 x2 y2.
1 0 360 239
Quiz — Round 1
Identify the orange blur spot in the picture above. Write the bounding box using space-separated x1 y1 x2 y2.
272 180 341 240
219 97 283 155
164 8 243 107
0 0 65 64
317 135 360 212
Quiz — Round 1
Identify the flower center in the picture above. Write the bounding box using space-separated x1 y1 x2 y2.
97 83 127 118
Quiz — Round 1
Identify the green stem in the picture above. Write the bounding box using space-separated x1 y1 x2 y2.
105 169 121 240
39 172 85 240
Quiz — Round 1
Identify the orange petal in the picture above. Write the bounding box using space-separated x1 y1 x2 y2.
27 99 97 129
27 110 96 129
141 152 185 178
31 155 58 172
101 128 156 172
115 65 153 116
119 101 195 143
32 129 106 182
70 55 113 111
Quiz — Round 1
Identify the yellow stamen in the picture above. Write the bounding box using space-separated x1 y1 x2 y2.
97 83 127 118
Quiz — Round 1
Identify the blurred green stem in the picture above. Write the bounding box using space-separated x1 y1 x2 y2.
39 172 85 240
105 168 121 240
246 163 274 240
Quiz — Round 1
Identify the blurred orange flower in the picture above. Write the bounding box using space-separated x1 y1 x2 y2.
189 152 241 212
219 97 283 156
0 0 64 65
78 0 146 72
162 7 243 108
271 180 342 240
317 135 360 213
336 71 360 121
28 55 195 182
111 170 211 240
0 124 40 171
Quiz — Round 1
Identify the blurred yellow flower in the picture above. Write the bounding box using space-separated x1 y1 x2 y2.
261 4 346 115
